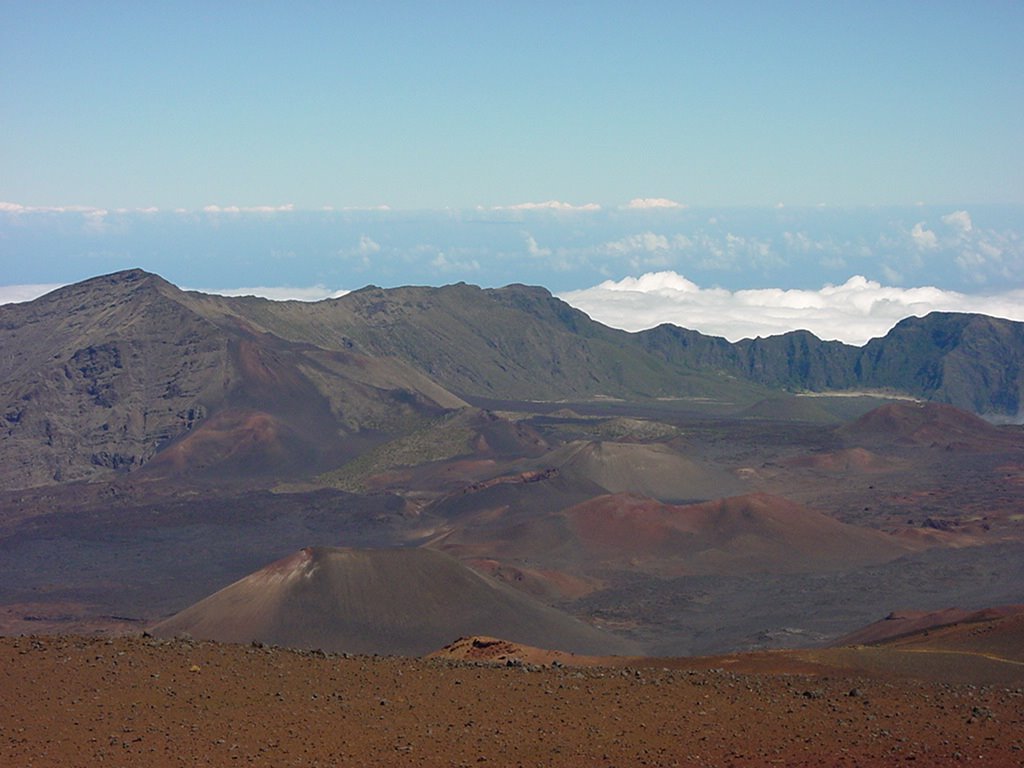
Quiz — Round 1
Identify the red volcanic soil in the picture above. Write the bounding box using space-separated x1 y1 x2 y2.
143 408 306 477
3 634 1023 767
837 605 1024 659
466 558 602 601
784 447 895 473
432 492 916 598
430 635 602 667
837 401 1016 451
837 607 1008 646
562 492 913 575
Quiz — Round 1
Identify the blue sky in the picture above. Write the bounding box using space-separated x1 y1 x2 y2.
2 3 1023 343
3 2 1022 209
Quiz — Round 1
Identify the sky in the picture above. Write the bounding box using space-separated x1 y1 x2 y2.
2 2 1023 344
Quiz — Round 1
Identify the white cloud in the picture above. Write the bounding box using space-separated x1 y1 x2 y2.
558 271 1024 345
0 283 66 304
525 234 551 258
203 203 296 214
358 235 381 255
942 210 973 233
880 264 903 283
910 221 938 250
0 201 106 214
622 198 686 210
489 200 601 212
191 285 350 302
431 252 481 272
782 231 846 257
594 272 704 294
605 232 671 255
83 208 110 233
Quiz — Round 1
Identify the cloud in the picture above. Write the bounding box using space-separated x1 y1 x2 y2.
781 231 846 257
605 232 671 255
431 252 481 272
880 264 903 283
942 210 973 234
902 209 1020 279
489 200 601 212
525 234 551 258
190 285 350 302
0 283 67 304
0 201 108 214
910 222 938 250
558 271 1024 345
82 208 111 233
622 198 686 210
358 235 381 255
202 203 296 214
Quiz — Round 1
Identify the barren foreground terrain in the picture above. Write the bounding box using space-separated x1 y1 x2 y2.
3 635 1023 767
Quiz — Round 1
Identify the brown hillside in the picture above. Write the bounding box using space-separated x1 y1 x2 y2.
433 492 913 584
835 605 1024 658
150 546 636 656
558 440 747 501
564 492 914 575
838 401 1015 451
784 447 894 473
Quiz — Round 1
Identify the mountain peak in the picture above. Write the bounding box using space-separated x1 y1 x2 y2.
77 267 168 290
150 546 637 656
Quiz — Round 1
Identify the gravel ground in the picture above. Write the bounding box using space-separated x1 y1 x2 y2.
3 635 1023 767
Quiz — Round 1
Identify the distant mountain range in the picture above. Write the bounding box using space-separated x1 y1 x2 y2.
1 268 1021 488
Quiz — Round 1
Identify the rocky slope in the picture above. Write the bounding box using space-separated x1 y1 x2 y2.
0 270 464 488
637 312 1024 417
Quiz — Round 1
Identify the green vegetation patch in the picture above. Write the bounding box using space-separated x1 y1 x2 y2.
546 416 680 441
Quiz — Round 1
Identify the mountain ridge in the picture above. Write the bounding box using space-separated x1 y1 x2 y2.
172 272 1024 415
0 270 466 488
2 269 1022 489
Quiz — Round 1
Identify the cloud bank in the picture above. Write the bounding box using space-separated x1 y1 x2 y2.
0 284 67 305
487 200 602 212
558 272 1024 345
202 204 296 214
622 198 686 209
193 285 350 302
